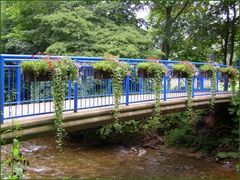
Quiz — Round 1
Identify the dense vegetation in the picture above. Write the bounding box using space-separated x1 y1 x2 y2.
1 0 239 64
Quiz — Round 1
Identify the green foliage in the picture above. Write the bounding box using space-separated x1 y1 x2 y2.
4 139 29 180
166 125 191 146
99 120 140 139
172 61 196 78
217 152 240 159
228 89 240 171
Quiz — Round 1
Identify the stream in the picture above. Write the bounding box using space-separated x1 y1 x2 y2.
1 137 239 179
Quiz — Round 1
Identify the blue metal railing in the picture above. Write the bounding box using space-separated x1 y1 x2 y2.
1 54 238 123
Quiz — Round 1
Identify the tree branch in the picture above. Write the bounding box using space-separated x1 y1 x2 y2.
172 0 190 21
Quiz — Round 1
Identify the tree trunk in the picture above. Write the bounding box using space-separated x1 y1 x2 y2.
229 2 237 66
222 4 230 65
162 6 172 59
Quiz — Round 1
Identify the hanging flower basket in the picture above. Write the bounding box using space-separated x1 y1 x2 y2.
137 62 166 78
221 72 229 81
200 71 213 78
93 57 131 80
137 69 154 78
200 64 216 78
172 71 189 78
23 70 51 82
219 67 238 81
172 61 196 78
21 58 78 82
93 69 113 79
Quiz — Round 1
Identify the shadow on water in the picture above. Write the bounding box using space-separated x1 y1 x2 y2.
1 136 239 179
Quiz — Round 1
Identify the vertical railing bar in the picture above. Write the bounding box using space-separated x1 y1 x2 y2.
74 81 78 112
125 75 130 105
163 75 167 101
16 64 21 104
216 71 219 92
192 77 195 98
0 56 5 123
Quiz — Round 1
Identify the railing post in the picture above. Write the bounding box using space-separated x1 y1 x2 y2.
74 81 78 112
163 75 167 101
125 75 130 105
16 65 21 104
192 77 195 98
139 77 143 94
0 56 5 124
68 80 72 100
200 77 204 92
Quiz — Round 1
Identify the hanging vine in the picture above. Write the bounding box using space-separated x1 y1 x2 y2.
137 61 166 130
186 77 193 121
94 57 131 138
172 61 196 122
210 70 217 113
154 68 163 121
52 67 67 151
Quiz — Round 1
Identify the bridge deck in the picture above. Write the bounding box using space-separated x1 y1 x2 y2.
4 91 229 121
1 93 231 143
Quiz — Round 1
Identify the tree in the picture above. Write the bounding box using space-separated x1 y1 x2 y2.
149 0 191 59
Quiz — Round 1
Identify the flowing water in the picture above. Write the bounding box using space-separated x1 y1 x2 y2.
1 137 239 179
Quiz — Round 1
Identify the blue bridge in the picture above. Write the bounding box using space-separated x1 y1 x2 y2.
0 54 236 142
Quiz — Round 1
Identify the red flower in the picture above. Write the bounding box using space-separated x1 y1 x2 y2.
48 61 53 70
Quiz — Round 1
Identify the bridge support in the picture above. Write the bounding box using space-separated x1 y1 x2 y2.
0 56 4 124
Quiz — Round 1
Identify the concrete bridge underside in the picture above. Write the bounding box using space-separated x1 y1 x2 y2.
1 94 231 143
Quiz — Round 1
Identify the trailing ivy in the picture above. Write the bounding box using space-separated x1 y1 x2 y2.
173 61 196 122
210 70 217 113
137 61 166 131
21 58 78 151
153 68 163 121
52 67 67 151
94 56 131 138
186 77 193 121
